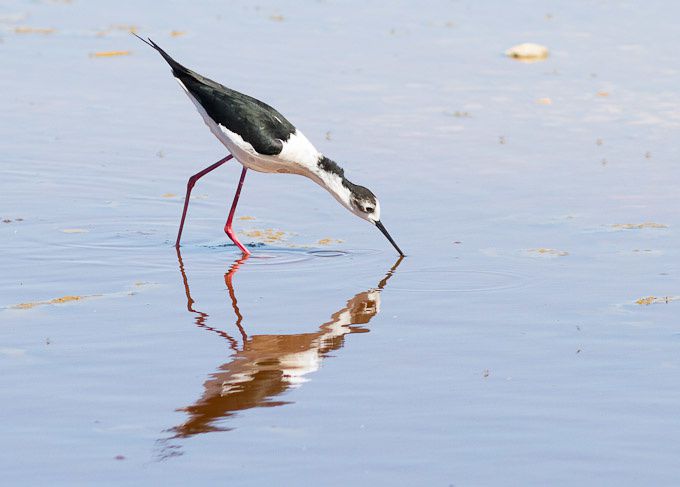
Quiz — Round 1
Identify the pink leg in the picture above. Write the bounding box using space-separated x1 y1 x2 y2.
175 154 233 247
224 166 250 256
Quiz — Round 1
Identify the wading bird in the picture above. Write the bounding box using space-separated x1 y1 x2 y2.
134 35 404 256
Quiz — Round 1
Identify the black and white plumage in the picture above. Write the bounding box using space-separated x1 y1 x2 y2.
135 35 403 256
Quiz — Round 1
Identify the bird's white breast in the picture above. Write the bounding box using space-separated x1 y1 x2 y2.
218 125 320 177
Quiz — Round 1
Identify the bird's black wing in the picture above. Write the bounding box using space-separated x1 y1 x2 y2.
142 37 296 155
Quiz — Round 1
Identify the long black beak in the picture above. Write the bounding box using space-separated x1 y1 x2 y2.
375 221 405 256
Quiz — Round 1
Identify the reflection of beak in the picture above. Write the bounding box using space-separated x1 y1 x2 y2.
375 221 405 256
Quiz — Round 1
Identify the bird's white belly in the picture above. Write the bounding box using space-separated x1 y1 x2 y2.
217 128 305 175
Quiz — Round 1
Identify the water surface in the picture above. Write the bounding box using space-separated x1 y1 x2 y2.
2 0 680 485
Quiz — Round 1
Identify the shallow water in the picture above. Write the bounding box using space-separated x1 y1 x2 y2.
2 0 680 485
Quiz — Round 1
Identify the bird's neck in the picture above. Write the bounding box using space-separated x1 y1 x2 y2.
311 156 353 210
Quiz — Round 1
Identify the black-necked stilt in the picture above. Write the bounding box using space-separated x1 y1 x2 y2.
134 35 404 257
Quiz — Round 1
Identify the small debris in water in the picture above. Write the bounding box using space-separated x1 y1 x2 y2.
237 215 256 221
483 369 490 378
61 228 88 234
536 97 552 105
0 13 28 23
114 455 126 461
13 295 85 310
111 24 138 33
597 91 610 97
10 282 151 310
14 26 55 34
90 50 131 58
635 296 679 305
444 110 471 118
317 238 343 246
527 248 569 257
596 138 603 146
96 24 138 37
0 348 27 357
499 136 506 144
170 30 186 37
242 229 288 243
325 131 332 140
269 14 285 22
612 222 668 230
505 43 549 61
645 151 652 159
161 193 177 198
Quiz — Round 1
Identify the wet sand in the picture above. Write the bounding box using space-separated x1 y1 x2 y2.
2 0 680 485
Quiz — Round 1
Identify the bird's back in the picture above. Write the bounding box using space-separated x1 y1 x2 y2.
146 38 297 156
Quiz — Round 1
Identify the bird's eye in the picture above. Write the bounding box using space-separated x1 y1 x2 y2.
365 207 374 213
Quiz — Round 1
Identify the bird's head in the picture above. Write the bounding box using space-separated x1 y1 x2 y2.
314 156 404 256
346 183 404 256
347 184 381 223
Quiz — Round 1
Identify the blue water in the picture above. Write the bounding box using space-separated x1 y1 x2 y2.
2 0 680 485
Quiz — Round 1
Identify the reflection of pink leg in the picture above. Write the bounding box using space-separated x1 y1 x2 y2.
225 256 249 342
175 155 233 247
224 166 250 256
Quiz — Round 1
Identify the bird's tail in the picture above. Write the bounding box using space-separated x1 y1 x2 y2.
131 33 190 75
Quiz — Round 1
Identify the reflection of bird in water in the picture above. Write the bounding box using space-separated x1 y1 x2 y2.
170 249 402 439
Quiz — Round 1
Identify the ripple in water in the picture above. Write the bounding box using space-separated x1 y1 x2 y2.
391 268 531 293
